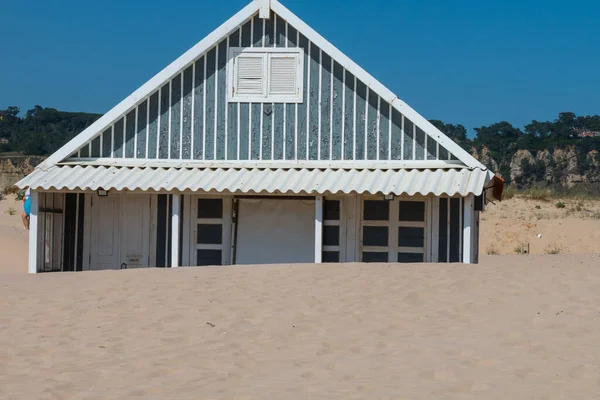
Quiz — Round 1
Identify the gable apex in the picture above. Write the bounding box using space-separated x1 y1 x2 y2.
39 0 486 171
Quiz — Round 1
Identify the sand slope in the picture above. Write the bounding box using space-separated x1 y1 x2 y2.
2 255 600 399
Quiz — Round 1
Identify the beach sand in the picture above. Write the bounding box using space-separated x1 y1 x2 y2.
1 195 600 399
1 256 600 399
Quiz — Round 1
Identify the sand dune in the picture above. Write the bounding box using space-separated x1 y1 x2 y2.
2 255 600 399
1 195 600 398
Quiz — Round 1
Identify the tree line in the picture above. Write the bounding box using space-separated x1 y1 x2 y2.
1 105 599 183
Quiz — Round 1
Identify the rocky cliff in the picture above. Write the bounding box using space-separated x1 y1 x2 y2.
0 156 45 191
473 145 600 188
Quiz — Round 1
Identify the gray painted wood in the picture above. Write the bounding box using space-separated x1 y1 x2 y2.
366 89 378 160
216 40 227 160
296 34 309 160
101 128 112 158
169 74 182 159
390 108 402 160
70 12 458 164
136 100 148 158
253 15 263 47
204 48 216 160
285 103 295 160
147 92 159 159
91 136 101 158
227 31 240 160
308 43 320 160
343 70 354 160
403 117 414 160
331 61 343 160
125 110 136 158
273 103 284 159
355 81 366 160
262 104 273 159
192 58 204 159
379 100 390 160
250 104 261 159
159 83 170 159
182 66 193 159
113 117 125 158
240 19 252 47
415 126 425 160
320 52 332 160
239 103 250 160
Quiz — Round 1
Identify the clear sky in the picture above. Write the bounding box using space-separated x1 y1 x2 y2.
2 0 599 136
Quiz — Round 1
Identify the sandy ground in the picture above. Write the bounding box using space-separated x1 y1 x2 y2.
1 195 600 399
481 197 600 255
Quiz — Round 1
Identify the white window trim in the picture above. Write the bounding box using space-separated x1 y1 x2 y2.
227 47 304 103
360 197 430 262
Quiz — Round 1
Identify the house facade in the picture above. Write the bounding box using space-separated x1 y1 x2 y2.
18 0 502 273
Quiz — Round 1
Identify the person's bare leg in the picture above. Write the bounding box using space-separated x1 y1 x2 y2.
21 211 29 230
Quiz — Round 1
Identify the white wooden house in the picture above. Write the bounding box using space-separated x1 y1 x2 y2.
17 0 503 273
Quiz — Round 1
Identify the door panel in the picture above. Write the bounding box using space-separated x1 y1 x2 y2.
90 196 119 270
120 195 151 268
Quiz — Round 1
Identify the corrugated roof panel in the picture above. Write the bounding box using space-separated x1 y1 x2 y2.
17 166 494 197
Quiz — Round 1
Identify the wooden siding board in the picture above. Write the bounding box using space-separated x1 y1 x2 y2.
252 15 263 47
159 83 170 159
169 74 182 159
379 100 390 160
264 12 274 47
308 42 320 160
91 136 101 158
227 31 240 160
101 128 112 158
137 100 148 158
354 80 366 160
390 108 402 160
262 104 273 159
250 104 261 159
147 92 159 159
366 90 378 160
216 40 227 160
113 117 125 158
192 58 204 159
239 103 250 160
240 19 252 47
403 117 414 160
204 48 217 160
320 52 332 160
296 34 309 160
343 70 355 160
273 103 284 159
182 66 193 159
285 103 295 159
331 61 343 160
275 14 286 47
125 110 136 158
415 126 426 161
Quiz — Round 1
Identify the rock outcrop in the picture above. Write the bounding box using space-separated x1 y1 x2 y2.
0 156 44 191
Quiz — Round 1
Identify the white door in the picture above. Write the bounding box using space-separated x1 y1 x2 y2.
235 199 315 265
90 195 120 270
119 194 151 269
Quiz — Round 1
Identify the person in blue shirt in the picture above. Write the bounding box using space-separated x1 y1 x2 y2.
21 188 30 230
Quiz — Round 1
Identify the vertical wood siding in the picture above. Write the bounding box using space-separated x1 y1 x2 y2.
72 12 455 162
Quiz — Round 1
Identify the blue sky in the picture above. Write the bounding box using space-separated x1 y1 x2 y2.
2 0 599 136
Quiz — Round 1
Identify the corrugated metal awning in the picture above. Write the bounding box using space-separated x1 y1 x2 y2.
17 165 494 197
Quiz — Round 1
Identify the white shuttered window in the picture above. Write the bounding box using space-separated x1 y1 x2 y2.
228 47 304 103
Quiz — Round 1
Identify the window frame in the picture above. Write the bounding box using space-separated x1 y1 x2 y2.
360 196 430 263
227 47 304 103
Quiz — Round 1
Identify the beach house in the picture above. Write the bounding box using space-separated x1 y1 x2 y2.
17 0 503 273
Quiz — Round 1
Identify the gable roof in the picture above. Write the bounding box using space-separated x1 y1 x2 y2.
38 0 485 171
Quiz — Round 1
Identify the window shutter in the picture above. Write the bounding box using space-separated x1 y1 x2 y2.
268 55 297 95
235 55 265 96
